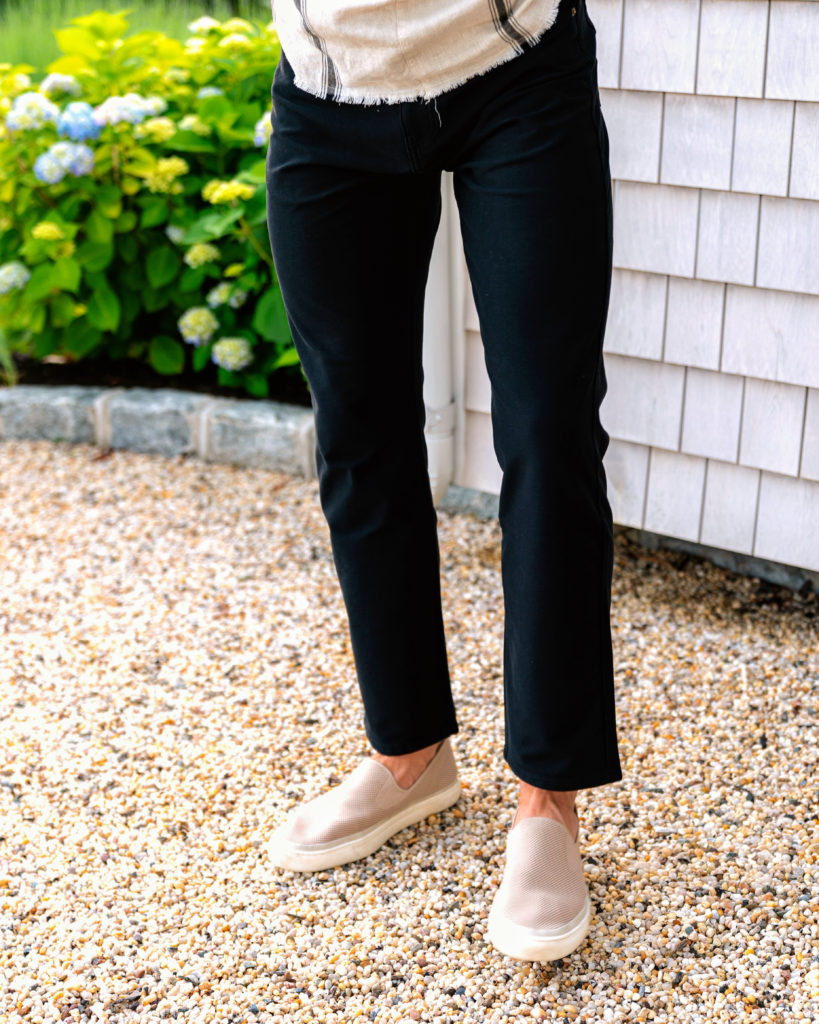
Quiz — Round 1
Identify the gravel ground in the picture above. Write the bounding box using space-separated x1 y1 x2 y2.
1 439 817 1024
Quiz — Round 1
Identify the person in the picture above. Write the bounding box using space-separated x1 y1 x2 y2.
263 0 622 962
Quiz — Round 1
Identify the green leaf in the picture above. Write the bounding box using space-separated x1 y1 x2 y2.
49 293 78 328
53 258 81 294
40 53 90 77
118 235 138 264
30 304 47 334
24 264 60 301
182 207 243 244
146 246 179 289
95 184 122 219
179 267 206 293
268 346 301 371
192 343 212 372
122 153 157 176
120 290 142 329
198 95 233 120
141 286 167 313
87 285 121 332
85 209 114 245
75 240 114 272
72 10 130 40
115 211 138 234
243 373 268 398
139 196 169 229
148 336 185 375
54 27 100 59
31 326 57 359
168 132 217 154
239 159 268 185
63 318 102 359
113 31 167 62
252 288 291 344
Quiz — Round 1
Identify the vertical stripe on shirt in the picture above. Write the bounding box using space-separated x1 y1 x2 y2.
489 0 539 51
293 0 342 98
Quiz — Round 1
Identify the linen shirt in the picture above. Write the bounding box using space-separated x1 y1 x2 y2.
271 0 562 105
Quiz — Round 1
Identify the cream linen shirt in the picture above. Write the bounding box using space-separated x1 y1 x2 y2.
271 0 562 105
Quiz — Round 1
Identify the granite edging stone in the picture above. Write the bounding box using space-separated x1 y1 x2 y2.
0 384 317 479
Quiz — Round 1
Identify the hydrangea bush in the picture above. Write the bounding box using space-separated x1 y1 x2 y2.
0 11 298 397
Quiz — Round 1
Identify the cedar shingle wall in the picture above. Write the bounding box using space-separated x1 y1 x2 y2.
456 0 819 572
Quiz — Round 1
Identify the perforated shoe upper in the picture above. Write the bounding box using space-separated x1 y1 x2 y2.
492 816 589 933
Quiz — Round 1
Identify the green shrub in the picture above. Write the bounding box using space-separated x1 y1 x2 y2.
0 9 297 398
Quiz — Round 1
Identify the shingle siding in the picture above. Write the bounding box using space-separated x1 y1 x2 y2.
454 0 819 574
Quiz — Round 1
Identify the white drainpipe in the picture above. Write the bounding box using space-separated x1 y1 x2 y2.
423 173 457 505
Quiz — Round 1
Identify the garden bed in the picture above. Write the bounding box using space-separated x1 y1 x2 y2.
6 352 312 407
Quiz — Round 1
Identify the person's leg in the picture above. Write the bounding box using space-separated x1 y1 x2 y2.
265 52 459 761
449 0 622 819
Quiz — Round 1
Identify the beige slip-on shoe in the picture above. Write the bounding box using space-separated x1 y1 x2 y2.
486 815 592 962
267 737 461 872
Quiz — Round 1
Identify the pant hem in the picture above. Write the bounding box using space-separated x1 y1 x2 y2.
366 722 460 757
504 753 623 792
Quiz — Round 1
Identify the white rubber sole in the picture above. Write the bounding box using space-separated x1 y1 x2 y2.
486 893 593 962
267 777 462 872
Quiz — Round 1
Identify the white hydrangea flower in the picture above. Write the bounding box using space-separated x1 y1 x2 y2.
9 73 32 95
218 33 253 50
187 16 221 34
39 73 82 98
212 336 253 372
206 282 232 308
0 260 31 295
141 96 168 116
6 91 59 131
220 18 255 35
184 243 220 269
178 306 219 346
179 114 211 137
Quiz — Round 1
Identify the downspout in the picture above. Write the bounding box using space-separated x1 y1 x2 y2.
423 173 457 505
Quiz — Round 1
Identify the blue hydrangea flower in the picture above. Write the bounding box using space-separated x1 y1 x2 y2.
57 101 101 142
253 113 272 147
64 143 95 177
0 261 31 295
6 91 59 132
33 152 65 184
33 141 95 184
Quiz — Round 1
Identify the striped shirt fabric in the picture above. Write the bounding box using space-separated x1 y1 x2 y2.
271 0 562 105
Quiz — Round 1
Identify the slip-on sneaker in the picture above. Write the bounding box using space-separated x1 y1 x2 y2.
486 816 592 962
267 737 461 872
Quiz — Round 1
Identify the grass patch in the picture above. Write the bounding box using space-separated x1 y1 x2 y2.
0 0 272 65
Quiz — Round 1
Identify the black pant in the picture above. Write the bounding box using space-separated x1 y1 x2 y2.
265 0 622 791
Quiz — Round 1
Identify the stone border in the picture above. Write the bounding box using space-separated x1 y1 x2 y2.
0 384 316 479
1 383 817 594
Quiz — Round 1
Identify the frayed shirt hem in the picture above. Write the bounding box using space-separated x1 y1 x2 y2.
287 12 562 107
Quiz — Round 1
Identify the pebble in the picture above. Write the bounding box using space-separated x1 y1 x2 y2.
0 439 817 1023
